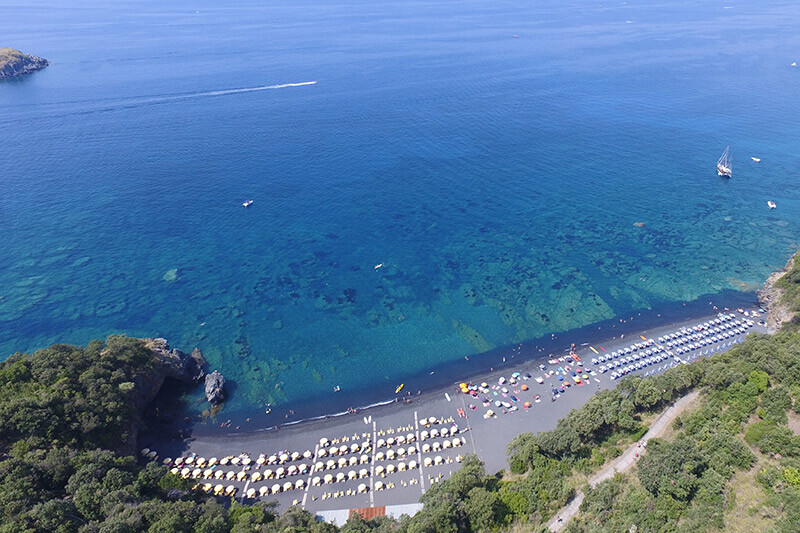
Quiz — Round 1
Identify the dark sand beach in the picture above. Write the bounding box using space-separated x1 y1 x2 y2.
142 301 765 515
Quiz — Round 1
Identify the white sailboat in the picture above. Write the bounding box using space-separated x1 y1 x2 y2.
717 146 732 177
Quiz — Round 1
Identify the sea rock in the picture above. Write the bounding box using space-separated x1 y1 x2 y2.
0 48 49 79
205 370 226 404
757 251 798 332
163 268 179 282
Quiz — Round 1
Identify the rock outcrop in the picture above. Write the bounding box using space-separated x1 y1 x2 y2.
758 250 798 332
0 48 49 79
205 371 226 404
130 339 206 412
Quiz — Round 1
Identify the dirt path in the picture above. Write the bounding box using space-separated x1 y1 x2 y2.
547 390 701 532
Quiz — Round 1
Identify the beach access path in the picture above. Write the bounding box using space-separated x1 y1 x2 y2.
547 390 701 532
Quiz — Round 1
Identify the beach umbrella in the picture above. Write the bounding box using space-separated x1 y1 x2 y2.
398 461 407 471
146 451 158 460
521 384 529 391
434 456 443 465
397 447 406 456
141 448 151 456
387 464 396 473
350 443 360 453
214 470 224 480
196 457 206 467
440 427 449 437
348 470 357 480
225 471 235 480
275 467 285 478
358 483 367 493
264 469 273 479
375 481 384 491
422 443 431 453
423 457 432 467
251 472 262 482
246 487 256 498
349 456 358 466
220 457 230 466
236 471 247 481
409 460 418 470
396 435 406 444
225 485 236 496
212 483 223 495
320 437 329 446
376 452 385 461
186 456 196 465
338 458 347 468
203 469 214 479
316 461 325 471
242 457 251 466
299 463 309 473
231 457 240 466
295 479 305 489
452 438 461 447
272 483 282 494
303 450 313 459
375 465 385 475
170 467 179 475
192 468 202 479
266 455 277 464
175 457 185 466
279 453 289 463
287 465 298 475
207 457 218 466
387 437 395 446
326 459 336 470
256 455 265 465
360 454 370 464
283 481 293 491
338 445 348 455
407 433 415 442
442 440 451 449
377 438 386 448
420 430 429 441
407 446 416 455
323 474 334 484
362 440 371 449
359 468 369 478
259 486 269 496
420 418 428 427
429 416 438 424
386 449 396 459
291 451 301 461
312 476 321 486
432 442 441 451
318 448 328 458
336 472 345 482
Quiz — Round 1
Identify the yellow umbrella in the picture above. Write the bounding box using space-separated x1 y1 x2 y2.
214 484 224 495
246 487 256 498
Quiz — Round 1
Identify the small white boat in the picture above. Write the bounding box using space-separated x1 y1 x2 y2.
751 157 761 162
242 200 253 207
717 146 732 177
767 201 776 209
374 263 383 269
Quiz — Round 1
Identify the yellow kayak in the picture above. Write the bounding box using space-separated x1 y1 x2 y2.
395 384 404 394
589 346 599 354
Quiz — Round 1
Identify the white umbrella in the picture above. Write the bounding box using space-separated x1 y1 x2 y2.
452 438 461 447
396 435 406 444
386 449 396 459
203 469 214 479
303 450 313 459
339 445 348 455
208 457 218 466
246 488 256 498
318 449 328 457
163 458 173 465
214 484 224 495
337 458 347 467
408 460 418 469
350 443 360 453
377 438 386 448
170 467 179 475
275 467 285 478
264 469 273 479
359 468 369 478
375 452 385 461
259 486 269 496
348 470 357 480
203 483 213 493
443 440 451 449
316 461 325 471
295 479 305 489
185 456 195 465
357 483 367 493
375 465 385 475
407 446 416 455
236 471 247 481
398 461 407 471
407 433 415 442
420 430 429 441
423 457 432 467
312 476 321 486
323 474 334 484
291 451 301 461
219 457 229 465
192 468 202 478
434 455 443 465
441 427 449 437
225 485 236 496
320 437 329 446
387 437 395 446
231 457 240 465
349 456 358 466
429 416 438 424
397 447 406 456
360 454 370 464
420 418 428 426
214 471 224 480
283 481 293 491
422 443 431 453
180 468 190 478
141 448 151 456
335 472 345 482
375 481 384 490
386 464 396 473
279 453 289 463
256 455 265 465
287 465 297 475
326 459 336 470
431 429 439 438
272 483 281 494
225 471 235 480
328 446 338 456
268 455 277 464
432 442 441 451
241 457 251 466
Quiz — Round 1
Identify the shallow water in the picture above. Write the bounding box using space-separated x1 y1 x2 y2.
2 0 799 419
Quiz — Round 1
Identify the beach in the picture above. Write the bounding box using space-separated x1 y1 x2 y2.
143 305 766 515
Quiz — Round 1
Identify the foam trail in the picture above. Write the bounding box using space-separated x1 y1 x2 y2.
150 81 318 104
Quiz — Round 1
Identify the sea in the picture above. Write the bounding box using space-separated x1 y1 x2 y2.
2 0 800 430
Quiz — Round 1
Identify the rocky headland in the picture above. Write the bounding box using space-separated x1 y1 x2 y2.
758 249 799 331
0 48 49 79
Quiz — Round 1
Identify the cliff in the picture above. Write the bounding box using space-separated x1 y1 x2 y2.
757 249 799 332
0 48 49 79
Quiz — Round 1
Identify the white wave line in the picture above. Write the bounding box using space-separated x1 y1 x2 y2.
200 80 317 97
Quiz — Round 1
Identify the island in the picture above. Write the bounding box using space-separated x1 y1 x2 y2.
0 47 49 79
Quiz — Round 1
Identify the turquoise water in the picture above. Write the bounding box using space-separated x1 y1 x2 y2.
2 0 800 419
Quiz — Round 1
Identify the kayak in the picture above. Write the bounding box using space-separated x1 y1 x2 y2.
395 384 404 394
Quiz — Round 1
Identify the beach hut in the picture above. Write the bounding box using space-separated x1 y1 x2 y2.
398 461 407 471
295 479 305 489
348 470 357 480
434 456 443 465
375 481 384 491
259 486 269 497
214 470 224 480
386 464 396 473
276 467 286 478
291 451 301 461
337 458 347 468
349 456 358 466
360 454 370 464
406 433 415 442
407 446 416 455
423 457 432 467
246 487 256 499
225 471 235 480
283 481 293 492
225 485 236 496
359 468 369 478
357 483 367 493
272 483 281 494
326 459 336 470
420 430 429 441
335 472 345 482
350 443 360 453
312 476 321 486
375 465 385 475
323 474 334 484
236 471 247 481
303 450 313 459
408 460 418 470
264 469 274 479
422 443 431 454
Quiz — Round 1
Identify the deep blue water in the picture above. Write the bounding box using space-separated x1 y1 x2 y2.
2 0 800 421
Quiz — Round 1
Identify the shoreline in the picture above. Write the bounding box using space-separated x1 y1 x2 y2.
147 288 758 441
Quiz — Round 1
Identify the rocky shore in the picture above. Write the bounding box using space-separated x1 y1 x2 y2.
757 249 799 332
0 48 48 79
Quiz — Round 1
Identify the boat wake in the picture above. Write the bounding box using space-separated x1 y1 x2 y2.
122 81 318 107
